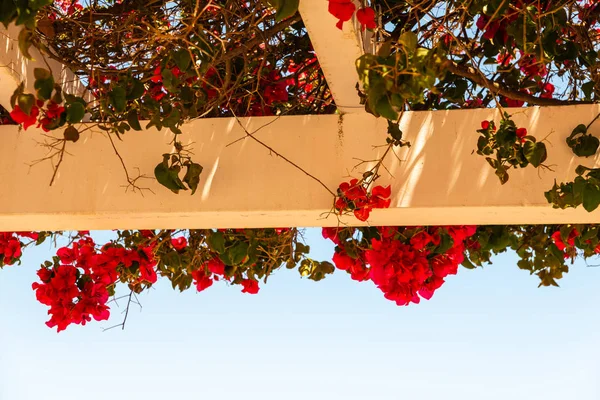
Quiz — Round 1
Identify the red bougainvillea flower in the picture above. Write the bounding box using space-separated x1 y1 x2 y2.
17 231 38 240
328 0 356 30
10 105 39 130
369 185 391 209
150 66 163 83
516 127 527 142
322 227 342 245
192 268 213 292
207 258 225 275
497 52 513 67
0 234 22 264
241 278 260 294
551 229 579 252
324 226 477 307
356 7 377 30
171 237 187 251
540 82 555 99
353 206 372 221
518 53 548 78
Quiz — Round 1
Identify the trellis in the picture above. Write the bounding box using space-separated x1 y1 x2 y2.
1 1 599 231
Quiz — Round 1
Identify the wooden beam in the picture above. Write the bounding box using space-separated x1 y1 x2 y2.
298 0 368 114
1 105 600 231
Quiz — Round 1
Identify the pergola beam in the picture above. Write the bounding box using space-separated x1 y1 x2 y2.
0 24 85 111
298 0 367 114
1 105 599 231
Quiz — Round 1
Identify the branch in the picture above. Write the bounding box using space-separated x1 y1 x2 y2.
215 15 302 65
443 60 588 106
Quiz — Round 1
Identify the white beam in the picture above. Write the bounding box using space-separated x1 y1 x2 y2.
298 0 367 114
1 105 600 231
0 24 85 111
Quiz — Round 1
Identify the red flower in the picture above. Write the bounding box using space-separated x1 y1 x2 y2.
356 7 377 30
139 262 157 284
10 105 39 130
551 229 579 252
192 268 213 292
171 237 187 251
322 227 342 245
241 278 260 294
353 206 372 221
207 258 225 275
150 66 162 83
328 0 356 30
410 231 432 250
369 185 391 209
481 120 490 130
516 128 527 140
17 231 39 240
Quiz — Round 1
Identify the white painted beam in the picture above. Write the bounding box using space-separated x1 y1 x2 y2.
1 105 600 231
298 0 367 114
0 24 85 111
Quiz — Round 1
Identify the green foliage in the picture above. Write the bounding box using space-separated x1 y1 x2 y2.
566 124 599 157
265 0 299 21
356 32 446 120
463 225 598 287
154 153 203 194
477 115 547 184
545 166 600 212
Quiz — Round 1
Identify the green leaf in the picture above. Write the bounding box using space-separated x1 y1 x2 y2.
582 81 596 100
34 75 54 100
18 28 34 59
161 69 179 93
268 0 299 21
172 49 192 72
66 102 85 124
108 87 126 112
495 166 509 184
567 124 600 157
386 120 403 141
33 68 51 80
228 242 249 265
207 231 225 254
582 183 600 212
126 78 145 100
127 111 142 131
183 162 203 195
461 258 477 269
154 157 187 194
17 93 35 115
523 141 547 167
571 124 587 136
63 126 80 142
398 31 418 51
375 97 398 121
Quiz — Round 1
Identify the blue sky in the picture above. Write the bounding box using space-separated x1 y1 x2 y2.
0 228 599 400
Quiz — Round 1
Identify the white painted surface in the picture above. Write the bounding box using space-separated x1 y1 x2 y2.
0 24 85 111
298 0 367 114
0 106 599 230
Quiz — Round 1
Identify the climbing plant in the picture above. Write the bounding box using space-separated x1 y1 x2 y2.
2 0 600 331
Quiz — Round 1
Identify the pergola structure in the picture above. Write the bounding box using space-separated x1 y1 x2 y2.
1 1 600 231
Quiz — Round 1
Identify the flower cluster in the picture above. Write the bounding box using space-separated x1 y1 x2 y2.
0 232 38 265
9 97 72 133
31 235 157 332
324 225 477 306
170 234 264 295
334 179 391 221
